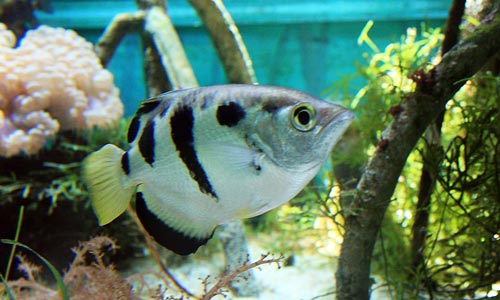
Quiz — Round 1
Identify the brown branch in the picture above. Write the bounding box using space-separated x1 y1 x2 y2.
142 34 172 98
201 253 283 300
145 6 199 89
135 0 169 97
217 221 259 297
335 13 500 300
94 11 146 67
188 0 257 84
134 0 195 96
410 0 466 280
442 0 467 56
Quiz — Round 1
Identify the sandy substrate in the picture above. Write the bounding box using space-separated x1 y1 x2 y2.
126 238 390 300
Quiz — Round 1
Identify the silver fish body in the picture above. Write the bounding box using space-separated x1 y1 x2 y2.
82 84 354 255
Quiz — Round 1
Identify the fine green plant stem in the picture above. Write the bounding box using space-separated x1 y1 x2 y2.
0 239 69 300
357 20 380 52
0 273 15 300
4 205 24 281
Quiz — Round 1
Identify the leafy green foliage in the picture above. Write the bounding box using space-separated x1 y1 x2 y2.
427 74 500 298
275 20 498 298
350 23 442 149
333 21 500 299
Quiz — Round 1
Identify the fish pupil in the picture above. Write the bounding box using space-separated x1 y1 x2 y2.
296 109 311 125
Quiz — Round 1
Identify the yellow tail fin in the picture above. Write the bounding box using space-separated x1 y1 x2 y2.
82 144 136 225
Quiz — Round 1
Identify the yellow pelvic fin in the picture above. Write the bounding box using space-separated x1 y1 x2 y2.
82 144 136 225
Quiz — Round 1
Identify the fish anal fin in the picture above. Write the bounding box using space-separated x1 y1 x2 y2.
82 144 136 225
135 192 214 255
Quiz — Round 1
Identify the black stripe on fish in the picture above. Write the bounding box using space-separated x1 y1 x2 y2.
128 99 163 143
137 99 162 115
216 102 246 127
127 116 140 143
135 192 212 255
139 120 155 166
170 105 218 200
121 151 130 175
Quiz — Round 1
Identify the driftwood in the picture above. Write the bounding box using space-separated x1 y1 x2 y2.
188 0 256 84
94 11 146 67
145 7 199 89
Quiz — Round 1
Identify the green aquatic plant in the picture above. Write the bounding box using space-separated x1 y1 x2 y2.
323 18 500 299
350 22 443 146
0 206 22 300
0 273 14 300
271 22 444 254
425 73 500 298
0 118 130 209
1 205 68 300
3 206 23 282
1 239 70 300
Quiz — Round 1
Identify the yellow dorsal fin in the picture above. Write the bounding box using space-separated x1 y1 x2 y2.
82 144 136 225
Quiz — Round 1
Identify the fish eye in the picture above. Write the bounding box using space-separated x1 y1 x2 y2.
290 103 317 132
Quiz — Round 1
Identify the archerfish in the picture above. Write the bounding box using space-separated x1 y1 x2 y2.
82 84 354 255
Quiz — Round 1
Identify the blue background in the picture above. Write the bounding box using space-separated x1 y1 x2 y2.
37 0 452 116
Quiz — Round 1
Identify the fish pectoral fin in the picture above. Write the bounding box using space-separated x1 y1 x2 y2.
135 191 216 255
82 144 136 225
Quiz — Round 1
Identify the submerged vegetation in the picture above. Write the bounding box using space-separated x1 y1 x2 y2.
267 15 499 299
326 17 500 299
0 119 129 209
1 0 500 299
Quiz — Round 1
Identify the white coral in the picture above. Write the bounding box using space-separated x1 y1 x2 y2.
0 23 16 48
0 24 123 157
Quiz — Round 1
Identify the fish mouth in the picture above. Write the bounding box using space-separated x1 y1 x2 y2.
316 108 354 136
312 107 354 163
